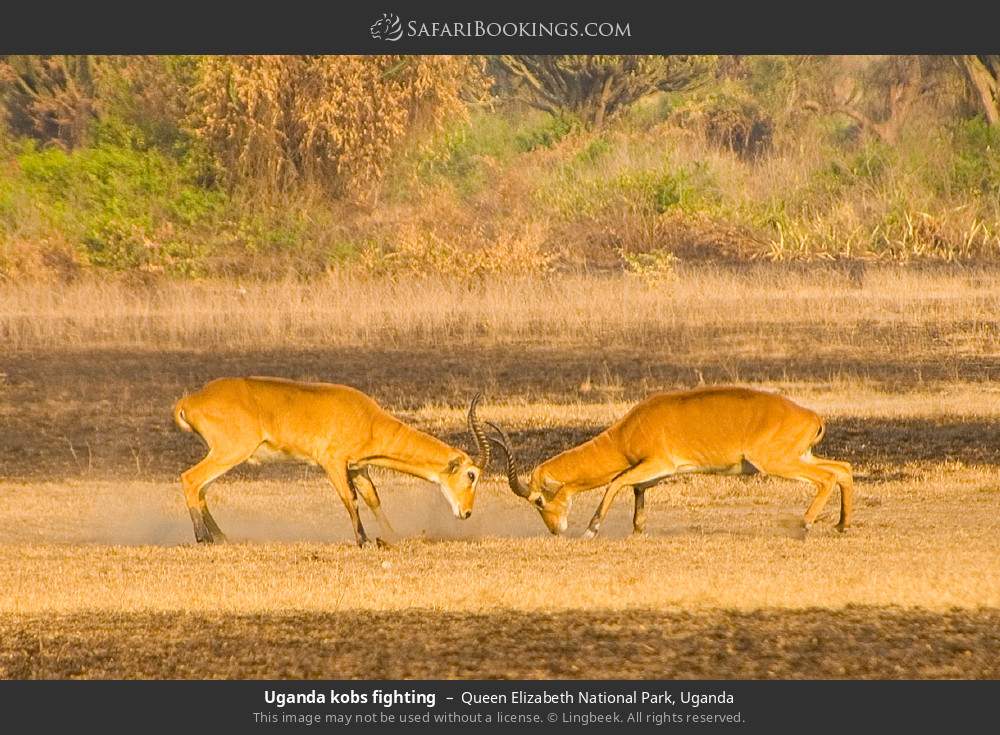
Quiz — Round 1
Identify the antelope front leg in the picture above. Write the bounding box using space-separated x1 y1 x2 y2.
815 458 854 532
323 460 372 547
583 461 671 539
350 466 396 546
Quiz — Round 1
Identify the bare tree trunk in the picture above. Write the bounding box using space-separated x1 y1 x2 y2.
591 75 614 130
962 55 1000 126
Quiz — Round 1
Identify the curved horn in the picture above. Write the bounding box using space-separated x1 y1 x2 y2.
467 393 491 469
485 421 533 499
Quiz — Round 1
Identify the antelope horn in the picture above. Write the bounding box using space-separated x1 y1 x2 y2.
485 421 533 499
467 393 491 469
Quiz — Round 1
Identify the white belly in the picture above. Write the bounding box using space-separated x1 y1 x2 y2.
246 442 315 465
675 458 758 476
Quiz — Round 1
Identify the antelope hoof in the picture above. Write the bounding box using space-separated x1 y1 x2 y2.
376 537 393 549
209 531 228 544
836 523 850 534
582 528 597 540
189 511 213 544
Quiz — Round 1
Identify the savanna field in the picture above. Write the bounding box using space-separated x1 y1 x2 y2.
2 267 1000 678
2 55 1000 678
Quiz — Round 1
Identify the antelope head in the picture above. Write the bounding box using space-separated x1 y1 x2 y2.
486 422 572 534
437 394 492 519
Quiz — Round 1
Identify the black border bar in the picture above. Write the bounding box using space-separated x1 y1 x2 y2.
1 680 998 732
2 2 1000 54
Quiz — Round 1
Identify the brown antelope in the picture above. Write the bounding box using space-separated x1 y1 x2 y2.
488 386 853 538
173 377 491 546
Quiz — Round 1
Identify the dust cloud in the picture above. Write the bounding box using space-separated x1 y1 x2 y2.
22 478 559 546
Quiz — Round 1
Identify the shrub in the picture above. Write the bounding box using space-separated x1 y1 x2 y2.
409 112 523 197
950 117 1000 196
0 56 98 149
496 55 714 128
515 114 579 151
620 248 680 285
673 91 774 159
189 56 487 201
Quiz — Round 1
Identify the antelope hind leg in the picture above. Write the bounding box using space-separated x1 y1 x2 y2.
201 507 227 543
632 487 647 535
753 456 839 536
181 451 248 544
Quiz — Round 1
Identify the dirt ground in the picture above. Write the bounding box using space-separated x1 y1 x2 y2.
3 347 1000 482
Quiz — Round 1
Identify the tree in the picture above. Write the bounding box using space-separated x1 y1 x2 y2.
831 56 926 145
961 55 1000 126
495 55 714 129
800 56 935 145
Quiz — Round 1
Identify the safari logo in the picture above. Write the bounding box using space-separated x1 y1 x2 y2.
370 13 404 41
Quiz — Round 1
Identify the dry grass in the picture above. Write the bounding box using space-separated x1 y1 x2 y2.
4 608 998 679
2 266 999 352
1 460 998 614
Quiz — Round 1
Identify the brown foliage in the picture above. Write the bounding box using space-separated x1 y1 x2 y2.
0 55 98 148
190 55 487 201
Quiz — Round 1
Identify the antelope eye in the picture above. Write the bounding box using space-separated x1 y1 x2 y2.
467 470 477 482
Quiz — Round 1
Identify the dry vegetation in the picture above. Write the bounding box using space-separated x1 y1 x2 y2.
4 56 1000 281
1 266 1000 677
2 265 999 352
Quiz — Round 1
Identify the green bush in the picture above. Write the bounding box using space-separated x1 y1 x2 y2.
950 117 1000 196
412 112 522 196
621 165 717 214
811 140 896 197
515 113 579 152
8 140 222 273
574 137 612 166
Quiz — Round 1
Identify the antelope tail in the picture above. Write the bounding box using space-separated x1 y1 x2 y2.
813 420 826 446
173 397 193 432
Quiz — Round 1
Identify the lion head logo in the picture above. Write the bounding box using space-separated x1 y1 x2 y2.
370 13 403 41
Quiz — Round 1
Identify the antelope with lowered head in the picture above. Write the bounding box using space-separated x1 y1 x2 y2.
488 386 852 538
173 378 491 545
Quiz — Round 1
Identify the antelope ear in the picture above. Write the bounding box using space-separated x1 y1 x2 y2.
444 457 462 475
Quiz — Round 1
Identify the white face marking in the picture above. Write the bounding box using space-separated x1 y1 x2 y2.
438 484 462 518
557 496 572 532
